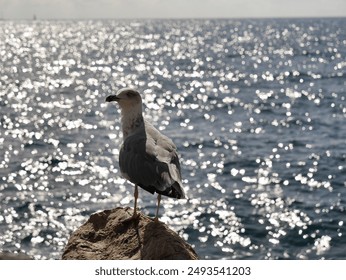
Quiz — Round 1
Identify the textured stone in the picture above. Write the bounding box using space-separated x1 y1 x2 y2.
62 207 198 260
0 252 33 260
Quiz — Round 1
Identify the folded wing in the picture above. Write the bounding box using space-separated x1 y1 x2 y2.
119 120 185 199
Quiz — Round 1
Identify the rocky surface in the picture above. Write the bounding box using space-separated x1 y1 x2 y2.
62 207 198 260
0 252 33 260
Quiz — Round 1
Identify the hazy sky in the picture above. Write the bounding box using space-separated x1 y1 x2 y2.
1 0 346 19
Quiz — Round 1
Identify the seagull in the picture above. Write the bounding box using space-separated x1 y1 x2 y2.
106 88 186 222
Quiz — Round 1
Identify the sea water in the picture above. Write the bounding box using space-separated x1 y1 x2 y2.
0 18 345 259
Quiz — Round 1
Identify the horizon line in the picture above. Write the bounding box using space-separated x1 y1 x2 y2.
1 15 346 21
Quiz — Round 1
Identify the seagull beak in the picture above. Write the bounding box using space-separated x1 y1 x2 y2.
106 95 120 102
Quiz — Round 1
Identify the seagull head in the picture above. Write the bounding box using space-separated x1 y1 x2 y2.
106 88 142 109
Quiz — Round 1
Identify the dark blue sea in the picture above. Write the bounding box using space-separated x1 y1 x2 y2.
0 18 345 260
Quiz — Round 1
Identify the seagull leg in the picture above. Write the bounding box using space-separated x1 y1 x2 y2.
122 185 140 223
154 194 161 222
132 184 139 218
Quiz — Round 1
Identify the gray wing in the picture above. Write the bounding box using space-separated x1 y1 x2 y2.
119 121 185 199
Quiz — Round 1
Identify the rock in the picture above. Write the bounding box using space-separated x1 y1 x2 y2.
0 252 33 260
62 207 198 260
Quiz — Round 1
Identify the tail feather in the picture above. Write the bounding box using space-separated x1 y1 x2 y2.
157 181 186 199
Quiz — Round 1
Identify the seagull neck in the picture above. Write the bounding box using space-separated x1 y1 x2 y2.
121 109 144 138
